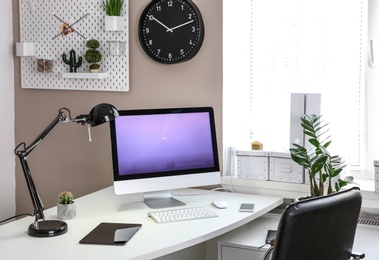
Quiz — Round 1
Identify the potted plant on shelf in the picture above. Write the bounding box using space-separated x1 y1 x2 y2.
57 191 76 220
101 0 125 31
289 114 347 198
85 39 102 73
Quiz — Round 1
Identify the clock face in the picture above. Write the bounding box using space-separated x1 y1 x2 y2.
138 0 204 64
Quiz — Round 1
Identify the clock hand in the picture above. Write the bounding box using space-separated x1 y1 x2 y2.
167 20 194 32
152 16 173 33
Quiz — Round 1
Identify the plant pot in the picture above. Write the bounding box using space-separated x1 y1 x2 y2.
105 16 125 31
15 42 35 56
57 202 76 220
90 68 100 73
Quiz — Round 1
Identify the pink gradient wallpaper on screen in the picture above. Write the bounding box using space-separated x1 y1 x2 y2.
115 112 215 175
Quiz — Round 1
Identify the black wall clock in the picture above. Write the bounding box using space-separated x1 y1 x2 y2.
138 0 205 64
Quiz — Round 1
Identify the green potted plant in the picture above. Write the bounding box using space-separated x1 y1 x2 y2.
101 0 125 31
289 114 347 197
84 39 102 73
57 191 76 220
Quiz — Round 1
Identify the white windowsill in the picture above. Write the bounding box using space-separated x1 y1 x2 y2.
221 176 379 210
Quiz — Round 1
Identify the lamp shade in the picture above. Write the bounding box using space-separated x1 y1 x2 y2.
89 103 119 127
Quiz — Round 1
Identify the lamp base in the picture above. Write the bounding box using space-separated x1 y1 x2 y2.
28 220 68 237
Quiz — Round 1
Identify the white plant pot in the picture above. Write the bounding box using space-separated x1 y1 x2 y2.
57 202 76 220
16 42 35 56
105 16 125 31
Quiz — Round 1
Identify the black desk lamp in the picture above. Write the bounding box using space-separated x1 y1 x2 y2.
14 103 119 237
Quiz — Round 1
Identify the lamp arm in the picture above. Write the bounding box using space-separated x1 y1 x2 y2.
17 155 45 221
21 109 70 156
14 108 70 222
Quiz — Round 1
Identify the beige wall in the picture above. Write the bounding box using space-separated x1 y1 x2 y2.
13 0 223 214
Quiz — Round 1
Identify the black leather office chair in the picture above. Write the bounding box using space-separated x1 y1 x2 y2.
263 187 364 260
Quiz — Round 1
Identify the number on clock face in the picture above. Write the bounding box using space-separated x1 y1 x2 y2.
139 0 204 64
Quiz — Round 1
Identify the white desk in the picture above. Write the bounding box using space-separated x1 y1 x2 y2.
0 187 282 260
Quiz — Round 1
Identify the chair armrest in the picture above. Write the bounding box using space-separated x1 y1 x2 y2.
351 251 365 259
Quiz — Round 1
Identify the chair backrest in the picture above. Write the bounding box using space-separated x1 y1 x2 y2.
271 187 362 260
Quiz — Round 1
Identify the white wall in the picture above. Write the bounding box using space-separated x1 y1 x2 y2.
0 0 15 221
367 0 379 168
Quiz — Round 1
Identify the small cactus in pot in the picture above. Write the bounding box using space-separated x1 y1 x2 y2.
62 49 82 72
58 191 74 204
57 191 76 220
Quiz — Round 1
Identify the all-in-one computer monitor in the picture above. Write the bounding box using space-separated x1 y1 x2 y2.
109 107 221 209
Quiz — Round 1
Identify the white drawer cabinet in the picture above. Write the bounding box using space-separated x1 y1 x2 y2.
219 245 265 260
218 215 280 260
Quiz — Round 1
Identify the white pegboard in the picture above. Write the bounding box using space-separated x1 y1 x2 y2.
19 0 129 92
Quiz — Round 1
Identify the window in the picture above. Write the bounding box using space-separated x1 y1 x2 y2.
223 0 370 178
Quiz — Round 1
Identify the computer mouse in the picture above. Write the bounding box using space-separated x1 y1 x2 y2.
212 201 228 209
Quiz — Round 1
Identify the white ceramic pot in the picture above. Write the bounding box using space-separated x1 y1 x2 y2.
105 16 125 31
57 202 76 220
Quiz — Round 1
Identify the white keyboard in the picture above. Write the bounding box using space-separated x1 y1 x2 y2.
148 206 219 224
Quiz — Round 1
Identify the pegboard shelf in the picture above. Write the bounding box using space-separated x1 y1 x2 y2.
18 0 129 92
62 71 109 79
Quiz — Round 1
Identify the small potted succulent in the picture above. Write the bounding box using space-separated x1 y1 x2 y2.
57 191 76 220
101 0 125 31
84 39 102 73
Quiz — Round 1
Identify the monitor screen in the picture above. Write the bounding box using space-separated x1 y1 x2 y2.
109 107 220 208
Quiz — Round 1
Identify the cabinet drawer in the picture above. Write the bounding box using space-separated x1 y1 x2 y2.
220 245 265 260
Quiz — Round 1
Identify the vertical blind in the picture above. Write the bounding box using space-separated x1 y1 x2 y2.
223 0 368 176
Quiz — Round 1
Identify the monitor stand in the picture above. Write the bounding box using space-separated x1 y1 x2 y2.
144 190 186 209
